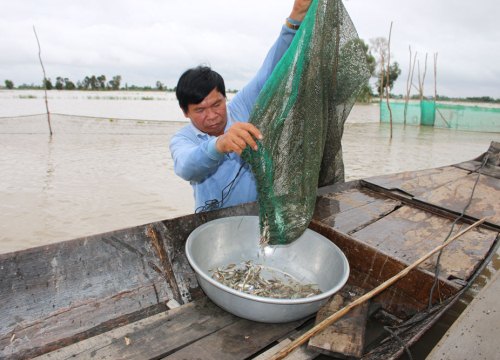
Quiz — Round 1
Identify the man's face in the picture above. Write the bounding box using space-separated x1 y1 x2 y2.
184 88 227 136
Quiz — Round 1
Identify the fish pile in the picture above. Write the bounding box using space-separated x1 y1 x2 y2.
210 260 321 299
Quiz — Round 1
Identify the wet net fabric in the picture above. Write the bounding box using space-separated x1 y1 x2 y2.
241 0 370 245
380 100 500 132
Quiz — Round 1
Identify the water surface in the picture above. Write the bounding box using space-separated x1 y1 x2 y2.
0 92 496 253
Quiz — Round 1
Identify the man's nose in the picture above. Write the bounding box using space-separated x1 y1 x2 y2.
206 108 218 121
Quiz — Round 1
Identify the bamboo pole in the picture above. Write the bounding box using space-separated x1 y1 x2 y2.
385 21 393 139
404 48 417 126
270 217 487 360
436 107 451 128
433 52 438 103
33 25 53 136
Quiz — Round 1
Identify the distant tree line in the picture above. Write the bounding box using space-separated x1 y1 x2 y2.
2 68 498 103
439 95 500 103
2 76 176 92
386 93 500 103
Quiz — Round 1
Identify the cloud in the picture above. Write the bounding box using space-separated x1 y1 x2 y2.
343 0 500 98
0 0 289 88
1 0 499 98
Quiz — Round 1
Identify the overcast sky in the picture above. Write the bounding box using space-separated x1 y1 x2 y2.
1 0 499 98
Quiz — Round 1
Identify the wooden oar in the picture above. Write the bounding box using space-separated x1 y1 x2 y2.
270 217 487 360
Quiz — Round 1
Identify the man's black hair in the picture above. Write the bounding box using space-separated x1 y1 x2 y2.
176 66 226 113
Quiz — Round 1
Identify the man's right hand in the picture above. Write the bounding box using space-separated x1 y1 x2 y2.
289 0 312 22
216 122 263 155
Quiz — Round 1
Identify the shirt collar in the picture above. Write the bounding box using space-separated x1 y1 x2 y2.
190 122 209 139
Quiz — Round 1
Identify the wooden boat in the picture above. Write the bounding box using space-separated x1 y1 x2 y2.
1 141 499 359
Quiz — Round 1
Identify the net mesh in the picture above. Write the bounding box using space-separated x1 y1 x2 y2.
242 0 370 245
380 101 500 132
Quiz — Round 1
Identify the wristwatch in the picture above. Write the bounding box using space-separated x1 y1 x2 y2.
285 18 301 30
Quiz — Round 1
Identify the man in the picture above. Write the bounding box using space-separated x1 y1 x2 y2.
170 0 312 212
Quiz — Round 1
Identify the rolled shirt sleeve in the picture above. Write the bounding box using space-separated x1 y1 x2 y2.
170 130 224 183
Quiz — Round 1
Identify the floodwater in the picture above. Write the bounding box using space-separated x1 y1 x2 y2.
0 90 497 253
0 90 499 358
0 89 187 122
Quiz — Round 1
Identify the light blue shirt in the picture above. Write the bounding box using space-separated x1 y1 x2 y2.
170 24 298 211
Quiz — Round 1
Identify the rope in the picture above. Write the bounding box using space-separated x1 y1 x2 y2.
427 152 490 309
383 325 414 360
195 164 245 213
382 153 490 358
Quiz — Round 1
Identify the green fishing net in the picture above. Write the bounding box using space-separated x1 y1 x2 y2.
242 0 370 245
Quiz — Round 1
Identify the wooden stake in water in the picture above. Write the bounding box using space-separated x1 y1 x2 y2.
33 25 53 136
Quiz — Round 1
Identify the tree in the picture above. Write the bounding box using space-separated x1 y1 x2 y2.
82 76 90 90
376 62 401 96
89 75 98 90
370 37 388 101
361 41 377 76
81 75 100 90
55 76 64 90
356 39 376 103
108 75 121 90
44 78 53 90
82 75 98 90
4 79 14 89
64 78 76 90
97 75 106 90
156 81 164 91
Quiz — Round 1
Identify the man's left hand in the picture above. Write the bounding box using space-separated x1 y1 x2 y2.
216 122 263 155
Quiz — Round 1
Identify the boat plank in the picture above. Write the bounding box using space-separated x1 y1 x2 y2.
308 285 368 358
35 298 238 360
415 172 500 227
0 204 259 359
351 206 497 282
309 221 461 319
313 189 400 234
460 140 500 179
455 158 500 178
254 328 318 360
363 166 470 197
0 225 182 359
162 317 310 360
1 285 170 359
